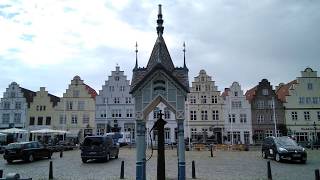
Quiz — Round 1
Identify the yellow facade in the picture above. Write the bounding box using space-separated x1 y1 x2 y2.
27 87 60 131
54 76 97 141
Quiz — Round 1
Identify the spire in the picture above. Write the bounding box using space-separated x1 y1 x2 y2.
134 41 138 69
156 4 164 36
183 42 186 68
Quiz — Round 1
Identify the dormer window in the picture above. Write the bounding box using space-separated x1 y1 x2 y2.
115 76 120 81
262 89 269 96
234 91 238 97
307 83 313 90
73 90 79 97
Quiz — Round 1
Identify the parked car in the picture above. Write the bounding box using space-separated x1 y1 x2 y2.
105 132 132 147
261 136 307 163
80 135 119 163
3 141 52 163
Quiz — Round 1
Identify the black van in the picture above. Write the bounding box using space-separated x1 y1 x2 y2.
80 135 119 163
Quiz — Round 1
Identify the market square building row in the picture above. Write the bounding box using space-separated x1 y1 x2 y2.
0 67 319 145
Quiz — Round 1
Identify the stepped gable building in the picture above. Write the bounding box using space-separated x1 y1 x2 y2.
0 82 36 130
27 87 60 131
186 70 224 144
54 76 97 141
277 68 320 144
95 65 135 139
245 79 285 144
222 82 253 144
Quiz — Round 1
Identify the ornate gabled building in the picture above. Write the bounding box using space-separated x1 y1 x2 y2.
54 76 97 142
95 65 135 139
277 68 320 144
222 82 252 144
185 70 224 144
245 79 285 144
130 5 189 180
27 87 60 131
0 82 36 130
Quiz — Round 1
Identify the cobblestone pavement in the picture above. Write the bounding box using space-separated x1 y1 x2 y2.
0 148 319 180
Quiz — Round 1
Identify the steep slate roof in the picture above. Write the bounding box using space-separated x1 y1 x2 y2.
20 88 36 108
146 36 175 72
130 5 189 94
276 80 297 103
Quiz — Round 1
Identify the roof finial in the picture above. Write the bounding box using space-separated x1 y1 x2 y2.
156 4 164 36
183 42 187 68
134 41 138 69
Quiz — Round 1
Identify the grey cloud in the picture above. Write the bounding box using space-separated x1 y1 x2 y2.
1 0 320 96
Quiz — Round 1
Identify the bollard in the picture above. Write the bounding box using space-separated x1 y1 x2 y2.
210 145 213 157
315 169 320 180
5 173 20 180
192 160 196 179
120 161 124 179
60 149 63 158
0 169 3 178
49 161 53 180
267 161 272 180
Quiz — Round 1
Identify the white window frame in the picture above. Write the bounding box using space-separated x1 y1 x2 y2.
201 110 208 120
71 114 78 124
304 111 310 120
291 111 298 120
78 101 85 110
240 114 247 123
212 110 219 120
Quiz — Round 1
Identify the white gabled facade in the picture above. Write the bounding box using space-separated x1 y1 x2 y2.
278 68 320 144
95 66 135 140
0 82 35 130
222 82 253 144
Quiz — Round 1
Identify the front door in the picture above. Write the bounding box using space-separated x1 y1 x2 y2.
216 131 222 144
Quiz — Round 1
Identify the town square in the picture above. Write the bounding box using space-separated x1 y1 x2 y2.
0 1 320 180
1 147 320 180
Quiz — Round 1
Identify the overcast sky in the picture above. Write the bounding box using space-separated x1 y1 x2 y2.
0 0 319 97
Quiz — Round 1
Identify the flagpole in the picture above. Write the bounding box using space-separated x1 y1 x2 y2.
272 97 277 137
